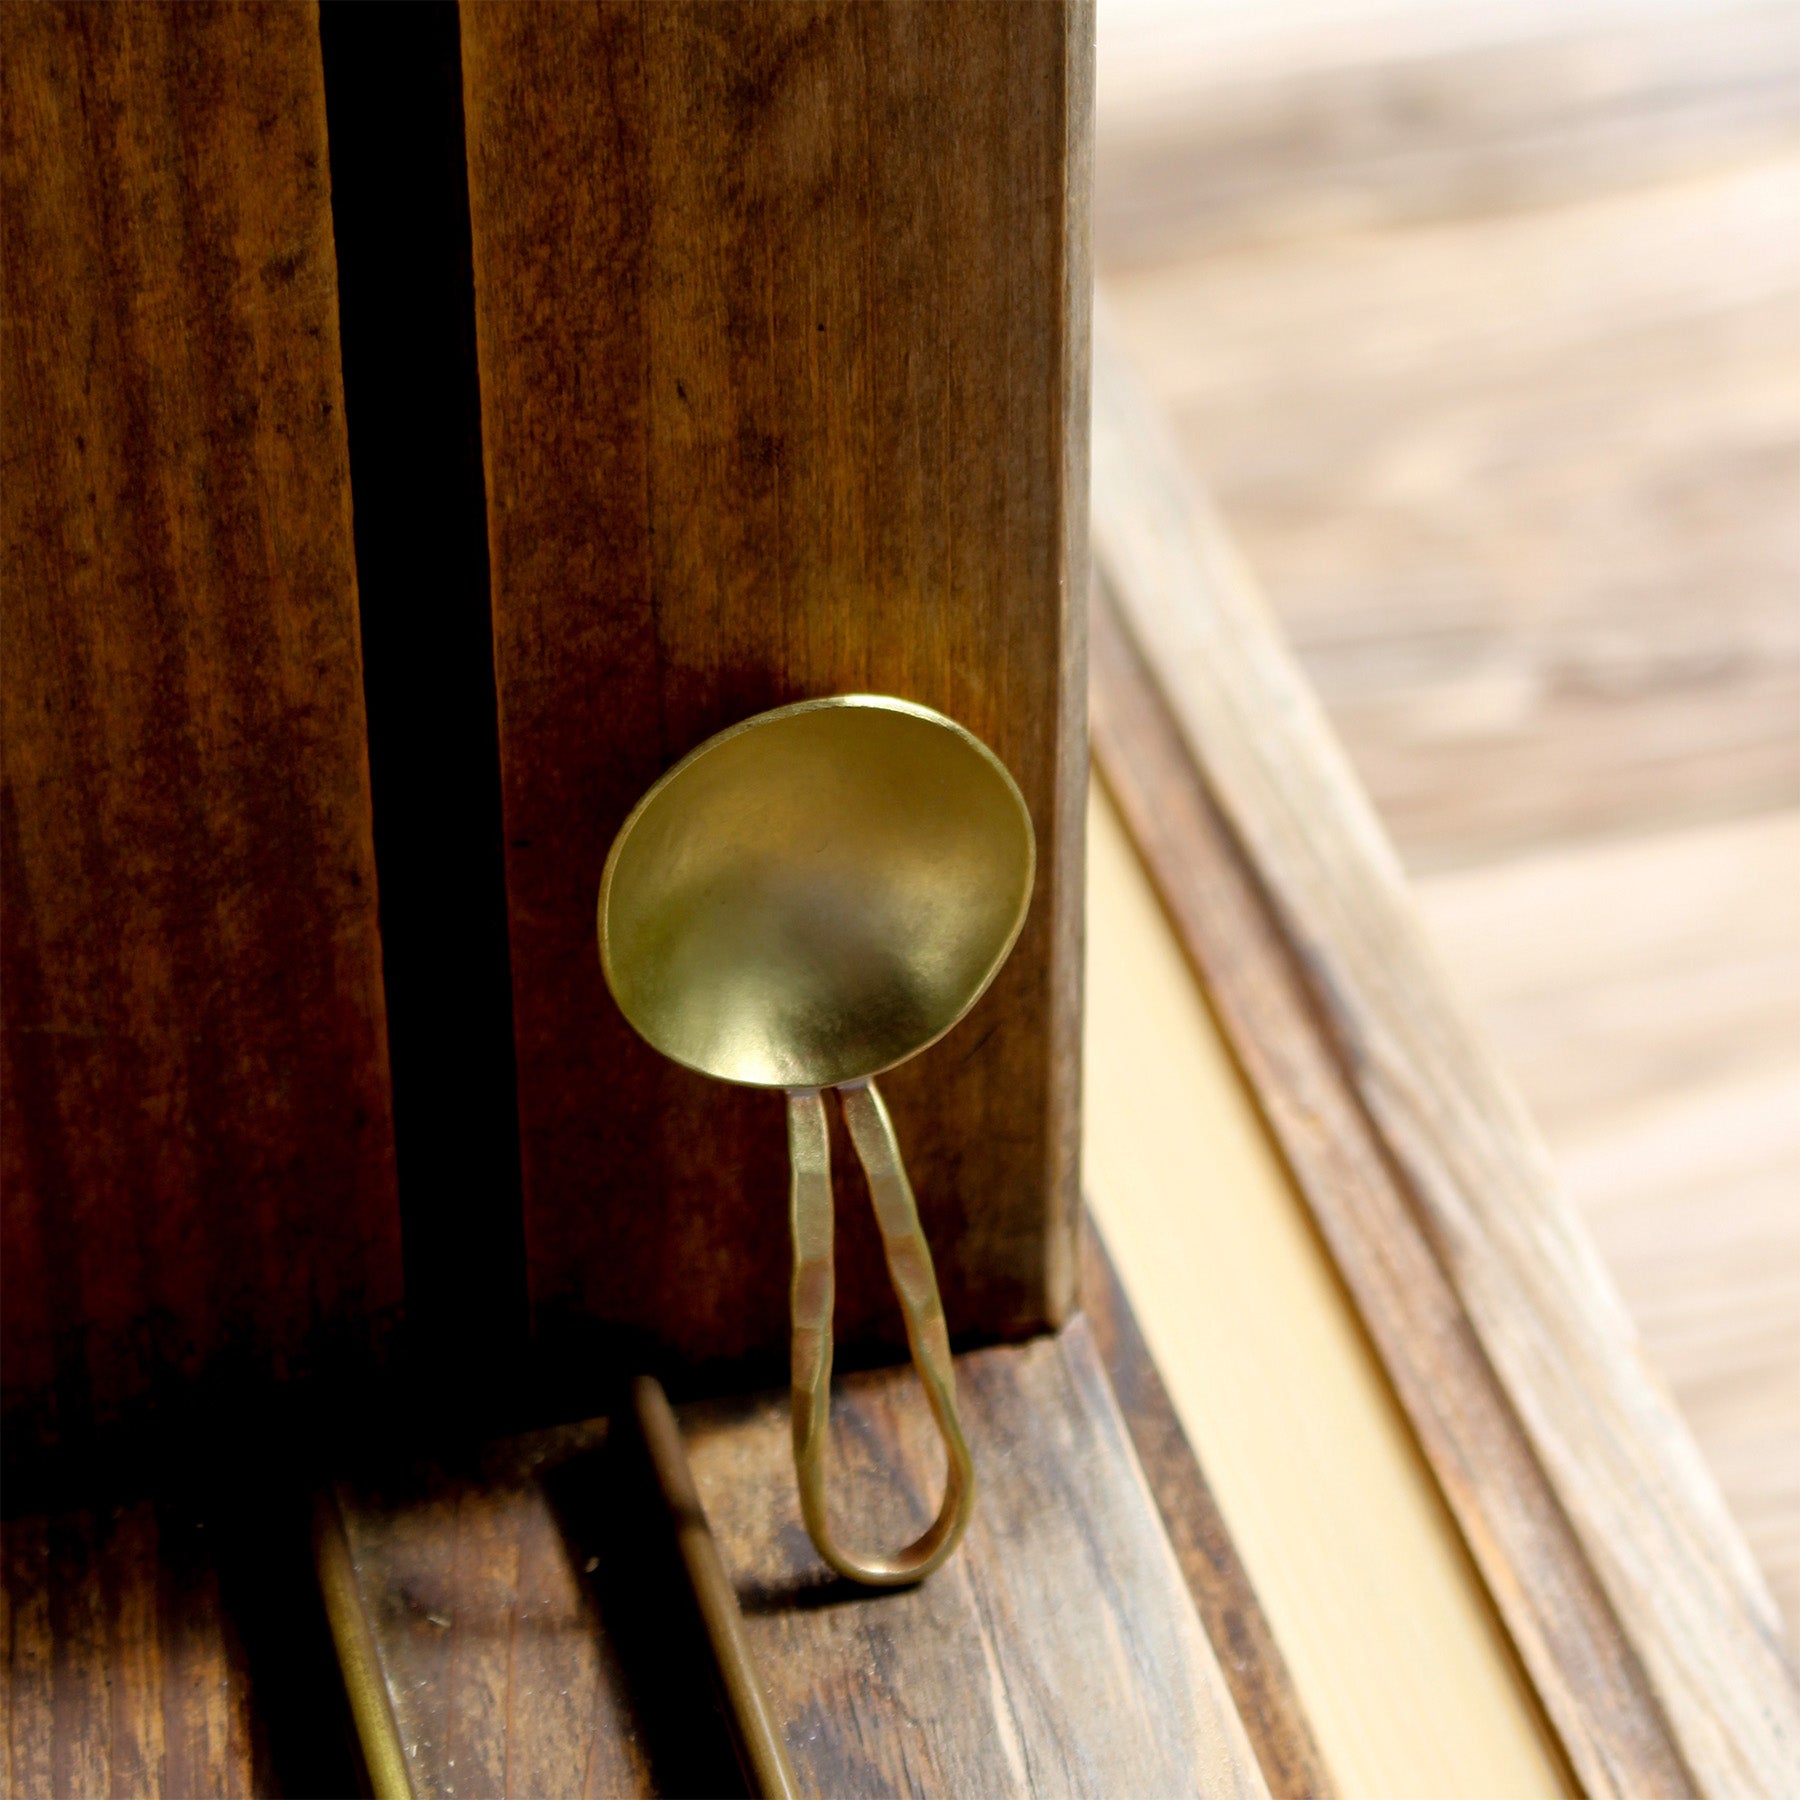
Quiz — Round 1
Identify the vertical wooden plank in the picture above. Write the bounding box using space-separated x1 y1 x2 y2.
458 1 1091 1371
0 2 402 1450
1 1504 262 1800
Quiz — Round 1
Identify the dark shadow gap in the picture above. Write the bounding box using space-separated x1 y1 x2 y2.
319 1 528 1399
542 1427 753 1799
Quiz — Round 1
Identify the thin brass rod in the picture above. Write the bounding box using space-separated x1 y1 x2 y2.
630 1374 802 1800
314 1488 414 1800
788 1082 976 1586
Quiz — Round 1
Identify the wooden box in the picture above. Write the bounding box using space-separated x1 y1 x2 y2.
3 5 1791 1796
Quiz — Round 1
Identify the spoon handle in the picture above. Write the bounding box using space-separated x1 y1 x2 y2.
786 1082 976 1586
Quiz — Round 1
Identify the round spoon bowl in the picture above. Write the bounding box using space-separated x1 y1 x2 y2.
599 695 1035 1090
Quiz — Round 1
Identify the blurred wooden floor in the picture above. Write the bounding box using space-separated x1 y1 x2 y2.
1095 0 1800 1635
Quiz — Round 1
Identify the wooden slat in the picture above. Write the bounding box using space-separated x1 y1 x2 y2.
2 1504 260 1799
322 1427 670 1800
455 0 1092 1374
0 3 401 1451
1089 323 1799 1794
323 1326 1272 1799
1417 812 1800 1632
686 1321 1267 1800
1079 1221 1337 1800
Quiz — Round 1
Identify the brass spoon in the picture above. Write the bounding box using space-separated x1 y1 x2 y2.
598 695 1035 1586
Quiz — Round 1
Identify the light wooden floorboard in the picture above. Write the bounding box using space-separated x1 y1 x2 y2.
1415 809 1800 1135
1096 0 1800 1639
1104 157 1800 866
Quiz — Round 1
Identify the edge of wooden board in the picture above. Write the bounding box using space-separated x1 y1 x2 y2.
1088 312 1798 1796
1081 1218 1339 1800
1085 780 1575 1798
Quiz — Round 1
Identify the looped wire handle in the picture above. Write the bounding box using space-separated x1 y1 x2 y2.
786 1080 975 1586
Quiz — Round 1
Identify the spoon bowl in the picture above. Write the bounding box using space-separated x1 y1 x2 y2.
599 695 1035 1090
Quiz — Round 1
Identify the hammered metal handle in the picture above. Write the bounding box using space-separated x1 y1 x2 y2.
786 1081 975 1586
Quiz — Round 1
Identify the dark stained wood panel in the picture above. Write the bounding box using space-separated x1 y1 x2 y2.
0 2 402 1451
457 0 1092 1374
322 1326 1270 1799
4 1484 367 1800
2 1503 261 1800
321 1428 666 1800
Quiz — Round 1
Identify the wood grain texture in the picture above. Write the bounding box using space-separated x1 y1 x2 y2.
1092 603 1639 1798
1079 1219 1337 1800
1089 327 1799 1794
2 1503 260 1800
1095 0 1800 1653
1096 0 1800 266
456 0 1092 1376
324 1327 1270 1799
1103 150 1800 871
323 1425 668 1800
0 2 401 1450
1416 811 1800 1634
1415 811 1800 1141
684 1321 1268 1800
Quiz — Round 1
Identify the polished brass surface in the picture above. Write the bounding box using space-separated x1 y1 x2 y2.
599 695 1035 1090
599 696 1032 1587
315 1491 413 1800
788 1084 975 1584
